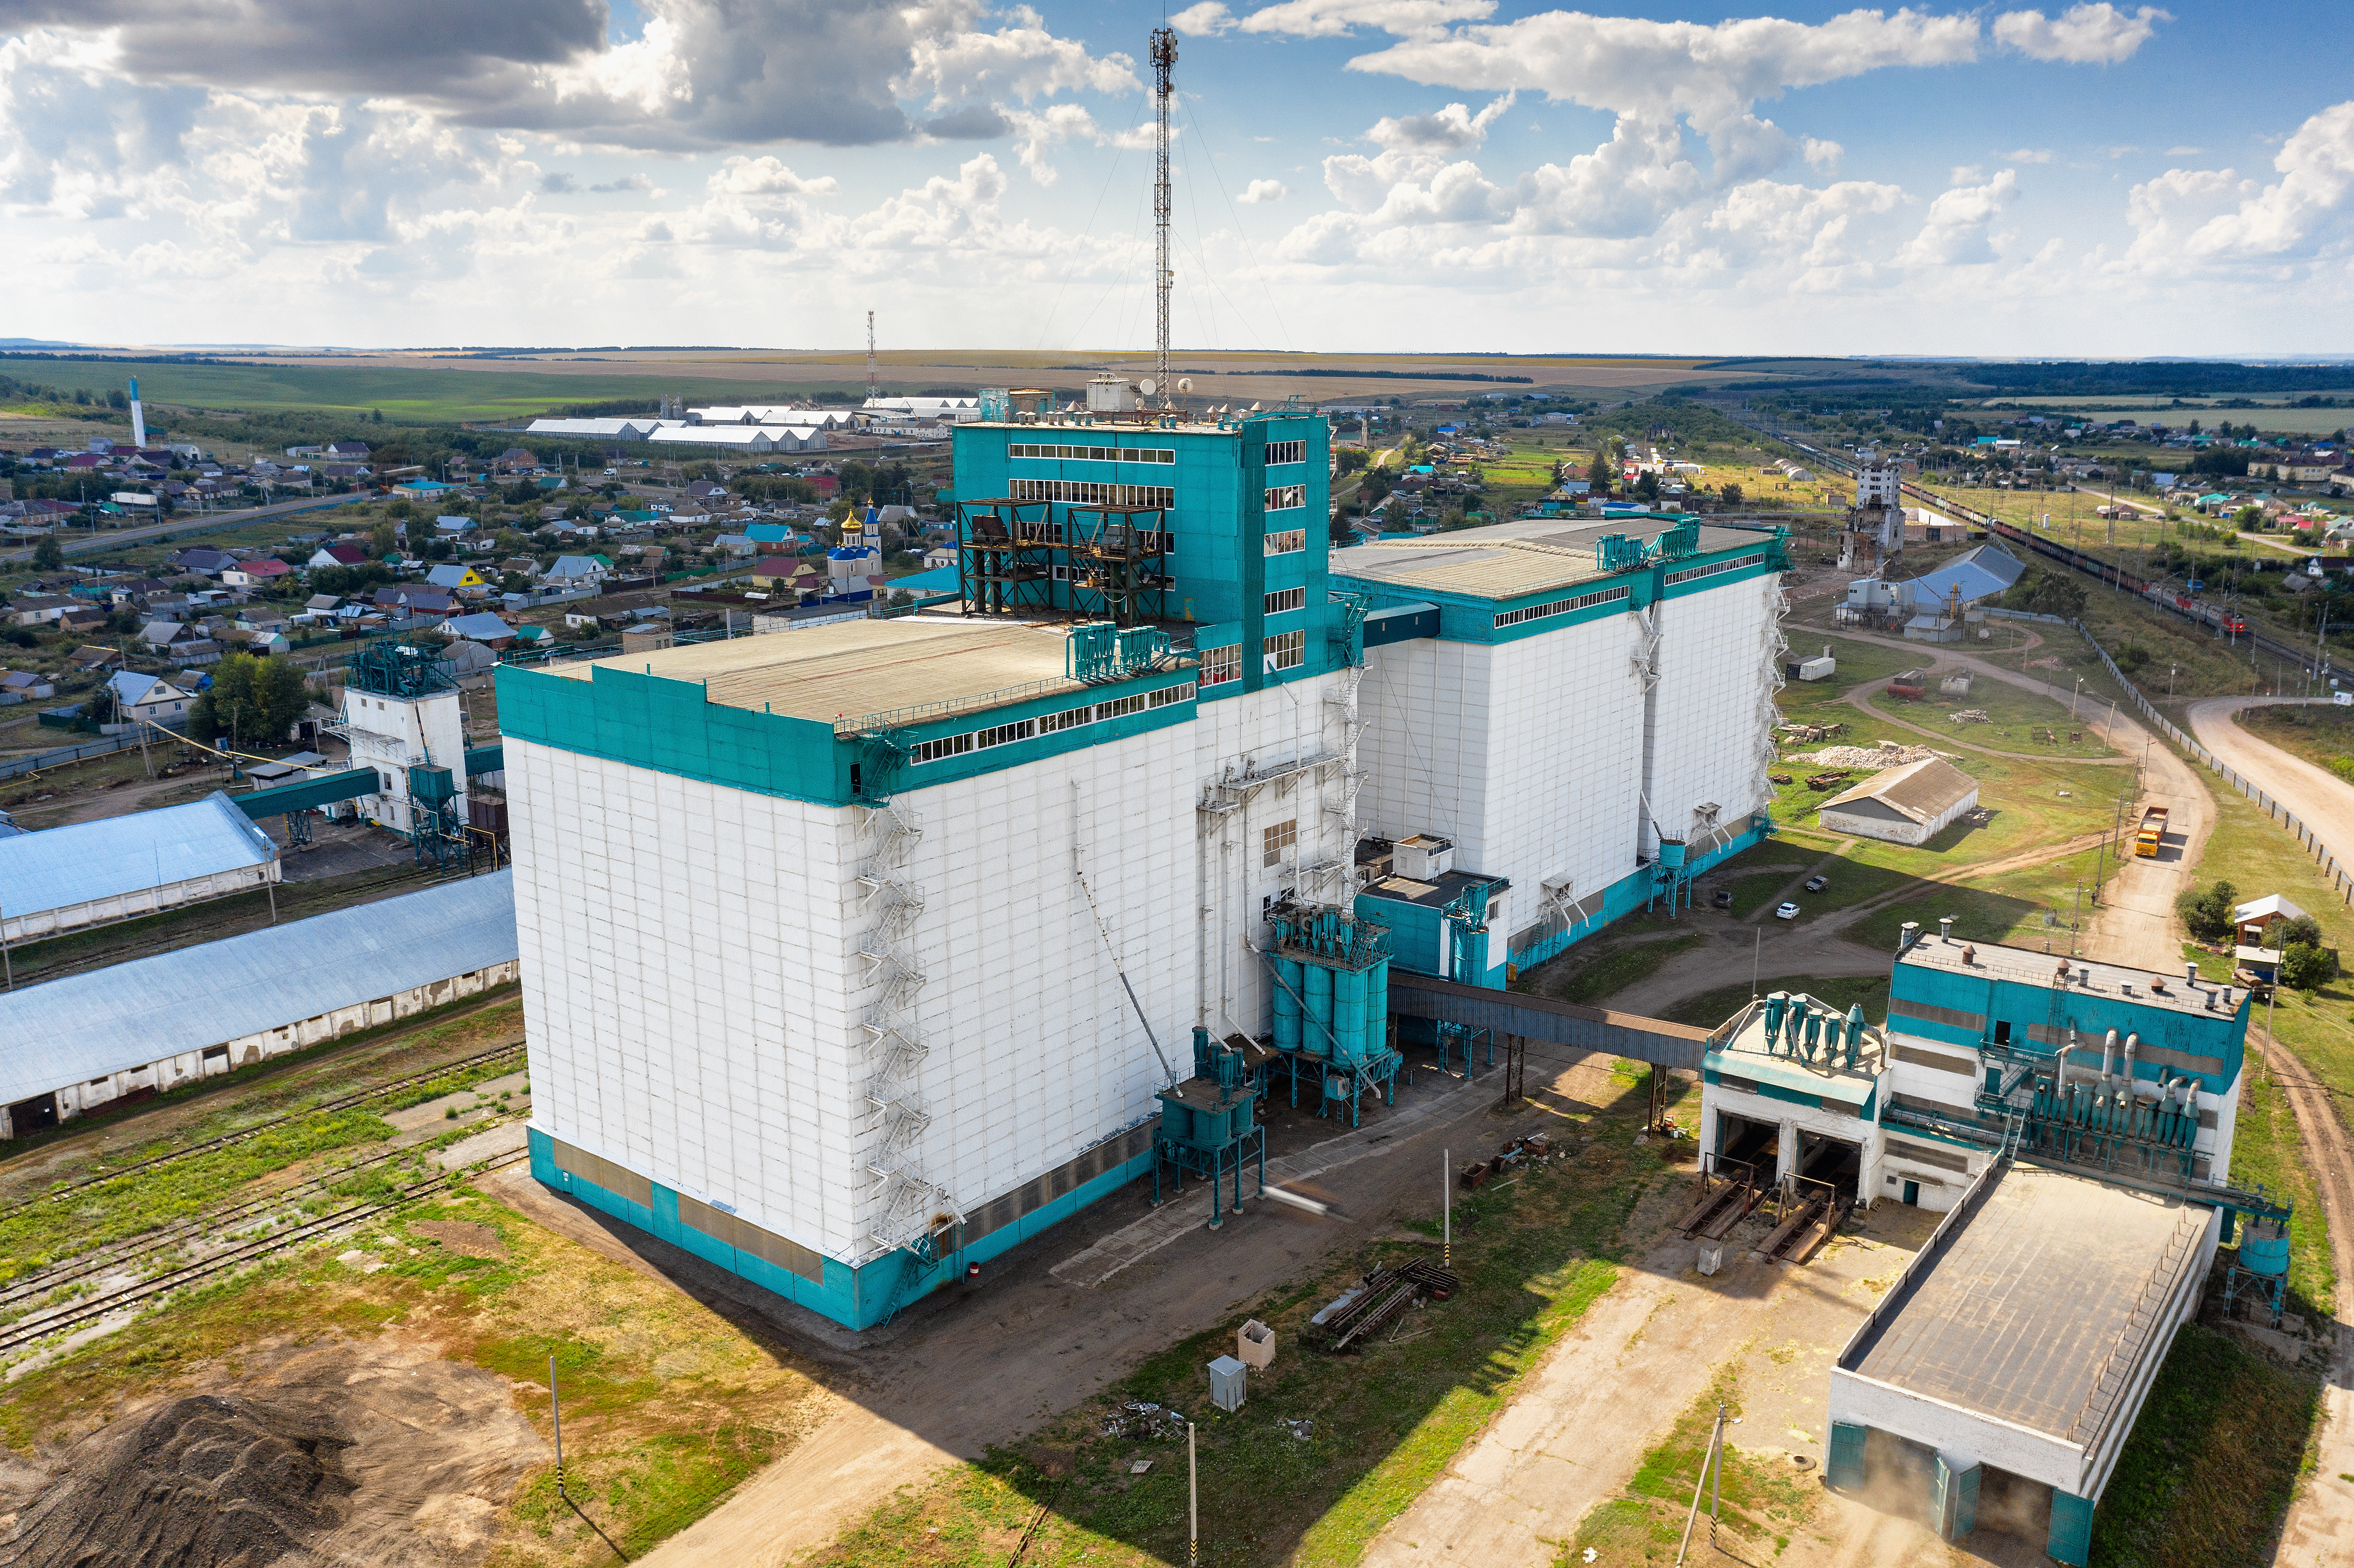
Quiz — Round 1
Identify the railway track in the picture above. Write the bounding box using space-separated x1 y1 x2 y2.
0 1147 531 1357
0 1112 529 1316
1741 416 2322 673
0 1039 528 1223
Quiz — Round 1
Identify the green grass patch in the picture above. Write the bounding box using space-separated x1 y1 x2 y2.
1846 843 2108 955
1865 680 2118 761
1562 1365 1815 1566
810 1079 1690 1568
1525 933 1709 1004
0 1110 395 1280
2091 1324 2321 1568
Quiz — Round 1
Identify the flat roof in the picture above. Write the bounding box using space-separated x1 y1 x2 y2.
1331 519 1762 603
550 616 1095 731
1896 932 2220 1018
1845 1164 2206 1440
1705 990 1878 1108
1360 868 1511 910
0 791 277 919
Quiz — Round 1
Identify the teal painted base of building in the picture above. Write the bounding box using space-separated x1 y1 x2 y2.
1508 823 1768 974
2047 1489 2093 1567
527 1127 1154 1331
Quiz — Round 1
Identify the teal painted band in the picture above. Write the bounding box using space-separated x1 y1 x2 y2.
496 657 1202 805
527 1126 1155 1331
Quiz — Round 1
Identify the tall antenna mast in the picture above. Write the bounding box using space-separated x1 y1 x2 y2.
865 309 878 401
1150 24 1177 410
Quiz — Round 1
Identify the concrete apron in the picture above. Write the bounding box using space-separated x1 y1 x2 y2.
1360 1244 1772 1568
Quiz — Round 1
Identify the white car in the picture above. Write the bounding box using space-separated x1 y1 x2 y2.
1775 902 1801 921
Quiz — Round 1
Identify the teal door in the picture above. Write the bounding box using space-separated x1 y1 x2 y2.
1903 1180 1920 1205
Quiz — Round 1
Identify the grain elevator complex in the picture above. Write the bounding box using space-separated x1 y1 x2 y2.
499 397 1793 1328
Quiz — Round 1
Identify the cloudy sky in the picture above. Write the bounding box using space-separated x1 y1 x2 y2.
2 0 2348 356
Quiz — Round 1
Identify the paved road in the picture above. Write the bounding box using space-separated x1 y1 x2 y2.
2186 695 2354 852
1 493 367 563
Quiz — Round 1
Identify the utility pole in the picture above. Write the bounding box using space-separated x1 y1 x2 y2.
1151 22 1177 409
865 310 878 403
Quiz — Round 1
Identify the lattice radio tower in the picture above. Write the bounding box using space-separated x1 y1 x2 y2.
1150 24 1176 410
866 309 878 401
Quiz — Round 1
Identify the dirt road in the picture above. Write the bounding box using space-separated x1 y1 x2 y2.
2175 694 2354 1563
2188 696 2354 851
1795 624 2213 973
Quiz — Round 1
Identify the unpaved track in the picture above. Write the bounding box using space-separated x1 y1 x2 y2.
2173 696 2354 1562
1795 624 2212 974
2188 696 2354 852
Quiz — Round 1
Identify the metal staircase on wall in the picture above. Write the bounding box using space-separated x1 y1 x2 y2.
1757 582 1790 816
851 788 955 1266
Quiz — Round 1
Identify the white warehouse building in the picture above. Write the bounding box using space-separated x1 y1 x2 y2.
498 405 1795 1329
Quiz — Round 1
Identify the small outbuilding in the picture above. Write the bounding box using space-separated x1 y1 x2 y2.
1817 757 1980 846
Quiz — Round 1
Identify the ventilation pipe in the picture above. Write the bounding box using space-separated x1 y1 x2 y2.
1899 921 1921 955
2099 1028 2117 1090
1938 916 1954 943
2058 1026 2077 1095
2122 1032 2140 1097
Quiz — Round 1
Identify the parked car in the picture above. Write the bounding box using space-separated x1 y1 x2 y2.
1775 902 1801 921
1712 889 1734 909
1804 874 1829 893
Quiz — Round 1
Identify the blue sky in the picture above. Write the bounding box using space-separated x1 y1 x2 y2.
2 0 2348 355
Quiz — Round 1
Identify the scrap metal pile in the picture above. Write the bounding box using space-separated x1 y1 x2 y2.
1304 1261 1461 1354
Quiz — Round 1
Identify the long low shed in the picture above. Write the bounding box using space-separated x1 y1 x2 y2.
0 870 520 1138
0 791 280 942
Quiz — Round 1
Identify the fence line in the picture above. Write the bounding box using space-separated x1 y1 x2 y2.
2072 619 2354 907
0 730 147 782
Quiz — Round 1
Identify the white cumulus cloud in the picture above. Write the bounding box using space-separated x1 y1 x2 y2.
1993 4 2167 65
1898 168 2017 265
2124 100 2354 264
1242 0 1498 40
1239 178 1292 202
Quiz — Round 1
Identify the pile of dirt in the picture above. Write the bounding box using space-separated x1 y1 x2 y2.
0 1335 547 1568
6 1393 354 1567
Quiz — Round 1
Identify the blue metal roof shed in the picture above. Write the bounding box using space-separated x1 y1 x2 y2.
0 870 519 1107
0 791 277 928
1904 544 2024 609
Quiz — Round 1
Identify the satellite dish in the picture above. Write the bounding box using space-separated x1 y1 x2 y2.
1139 377 1158 396
1177 378 1194 393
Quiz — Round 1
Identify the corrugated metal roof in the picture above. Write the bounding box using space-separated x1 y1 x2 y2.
1903 544 2024 608
0 792 277 919
0 870 518 1104
1818 757 1977 823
